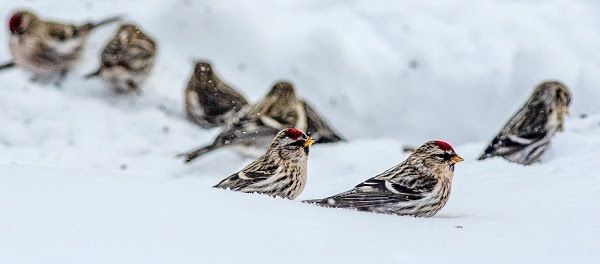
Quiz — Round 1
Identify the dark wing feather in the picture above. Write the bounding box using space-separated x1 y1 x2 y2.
215 123 280 147
305 162 438 211
214 162 278 190
479 100 550 160
305 178 428 210
302 101 345 143
102 41 154 72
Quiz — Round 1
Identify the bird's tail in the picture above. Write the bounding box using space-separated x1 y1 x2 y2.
176 144 220 163
302 198 328 205
80 16 122 32
0 61 16 71
83 68 101 79
91 16 122 29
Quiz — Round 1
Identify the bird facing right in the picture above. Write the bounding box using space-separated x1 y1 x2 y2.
85 24 157 94
214 127 315 200
478 81 572 165
304 140 463 217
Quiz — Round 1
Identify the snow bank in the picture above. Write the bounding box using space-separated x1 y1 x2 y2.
2 0 599 143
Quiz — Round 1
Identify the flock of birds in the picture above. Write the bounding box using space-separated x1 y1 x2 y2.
0 10 573 217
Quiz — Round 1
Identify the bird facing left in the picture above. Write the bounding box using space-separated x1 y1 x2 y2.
3 10 121 86
214 127 315 200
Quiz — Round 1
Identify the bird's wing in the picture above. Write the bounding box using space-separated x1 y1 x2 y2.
306 165 437 210
305 160 439 210
479 100 551 159
304 181 420 210
302 101 345 143
45 22 79 42
218 84 249 109
215 120 281 147
214 162 279 190
101 35 155 72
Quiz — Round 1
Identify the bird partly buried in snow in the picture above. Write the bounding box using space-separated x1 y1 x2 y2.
1 10 120 86
178 81 308 162
184 61 249 128
478 81 572 165
85 24 156 94
214 127 315 200
304 140 463 217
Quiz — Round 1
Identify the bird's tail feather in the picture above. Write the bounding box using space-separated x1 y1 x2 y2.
176 144 220 163
91 16 122 29
80 16 122 32
83 68 101 79
0 61 16 71
302 198 327 205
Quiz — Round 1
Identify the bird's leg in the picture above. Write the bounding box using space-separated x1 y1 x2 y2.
127 80 142 96
54 69 69 87
0 61 15 71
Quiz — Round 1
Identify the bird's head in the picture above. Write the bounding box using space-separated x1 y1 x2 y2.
193 61 214 80
116 24 136 41
412 140 463 176
270 127 315 159
267 81 296 99
9 11 36 36
533 81 572 129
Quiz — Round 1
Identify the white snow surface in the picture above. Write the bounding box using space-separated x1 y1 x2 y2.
0 0 599 263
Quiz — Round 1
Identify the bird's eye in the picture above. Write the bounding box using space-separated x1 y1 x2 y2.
287 139 304 148
434 153 451 160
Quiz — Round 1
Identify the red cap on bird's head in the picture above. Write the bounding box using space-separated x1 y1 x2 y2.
9 13 23 34
283 127 304 140
434 140 454 151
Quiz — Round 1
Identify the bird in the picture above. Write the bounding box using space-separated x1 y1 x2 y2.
178 81 307 163
84 24 156 94
2 10 120 86
184 61 249 128
304 140 463 217
302 100 345 143
478 81 572 165
214 127 315 199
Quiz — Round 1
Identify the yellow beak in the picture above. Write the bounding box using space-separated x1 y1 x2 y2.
450 155 464 163
304 138 316 147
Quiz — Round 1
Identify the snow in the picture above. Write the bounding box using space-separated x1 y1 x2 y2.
0 0 599 263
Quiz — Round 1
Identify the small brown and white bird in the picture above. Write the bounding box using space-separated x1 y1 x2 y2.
214 127 315 199
184 61 249 128
478 81 572 165
85 24 156 94
179 81 307 162
4 10 120 86
304 140 463 217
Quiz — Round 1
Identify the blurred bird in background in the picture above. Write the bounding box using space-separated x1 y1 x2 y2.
85 24 156 94
478 81 572 165
184 61 249 128
1 10 120 86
